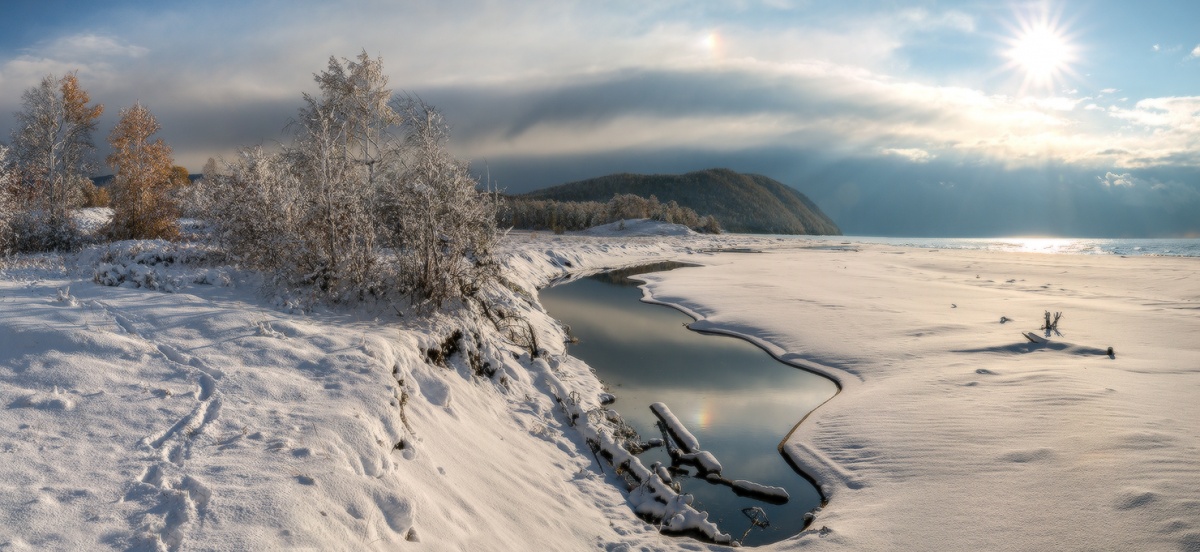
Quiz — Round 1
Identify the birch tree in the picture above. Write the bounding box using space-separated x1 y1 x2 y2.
0 145 15 254
106 102 178 240
9 73 103 250
206 147 302 274
205 52 500 308
282 51 403 296
382 98 499 309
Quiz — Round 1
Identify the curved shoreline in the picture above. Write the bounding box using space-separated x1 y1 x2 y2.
630 272 844 514
541 258 850 538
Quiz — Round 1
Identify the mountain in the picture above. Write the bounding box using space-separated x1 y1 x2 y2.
520 168 841 235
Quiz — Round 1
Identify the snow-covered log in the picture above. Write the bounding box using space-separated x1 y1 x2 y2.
676 450 723 475
546 370 733 545
731 479 791 504
650 402 701 453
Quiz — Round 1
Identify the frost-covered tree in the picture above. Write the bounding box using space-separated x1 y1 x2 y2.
279 51 401 295
205 147 302 275
206 52 500 308
312 51 402 189
381 98 500 308
286 93 375 293
9 73 104 250
0 144 16 254
106 102 179 240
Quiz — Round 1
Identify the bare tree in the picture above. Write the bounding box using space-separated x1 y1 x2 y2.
313 51 402 189
288 93 374 294
9 73 103 250
282 52 400 296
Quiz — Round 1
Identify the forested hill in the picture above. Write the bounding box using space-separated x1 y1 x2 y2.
521 168 841 235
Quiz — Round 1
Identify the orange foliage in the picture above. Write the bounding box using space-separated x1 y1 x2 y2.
60 74 104 129
106 102 178 240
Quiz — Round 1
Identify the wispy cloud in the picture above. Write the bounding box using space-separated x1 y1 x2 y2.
881 148 934 163
41 33 148 59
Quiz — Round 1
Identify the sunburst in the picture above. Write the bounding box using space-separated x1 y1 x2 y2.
1002 8 1079 94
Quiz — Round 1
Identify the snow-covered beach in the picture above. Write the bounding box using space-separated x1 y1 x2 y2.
2 227 1199 550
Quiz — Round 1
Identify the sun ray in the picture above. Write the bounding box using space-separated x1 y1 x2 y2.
1001 6 1080 95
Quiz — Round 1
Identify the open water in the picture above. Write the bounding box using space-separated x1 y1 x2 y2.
800 235 1200 257
540 265 836 546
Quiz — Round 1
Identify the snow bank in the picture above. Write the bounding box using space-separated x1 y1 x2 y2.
638 242 1200 550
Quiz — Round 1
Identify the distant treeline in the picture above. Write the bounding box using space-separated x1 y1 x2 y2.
499 193 721 234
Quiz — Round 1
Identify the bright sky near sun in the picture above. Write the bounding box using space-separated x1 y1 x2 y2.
1 0 1198 237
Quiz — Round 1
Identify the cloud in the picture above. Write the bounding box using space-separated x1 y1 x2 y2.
1192 45 1200 57
897 8 976 33
1153 44 1160 52
435 62 1200 173
40 33 148 59
1 0 1198 179
881 148 934 163
1099 172 1136 187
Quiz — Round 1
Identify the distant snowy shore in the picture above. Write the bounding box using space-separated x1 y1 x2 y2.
2 223 1199 550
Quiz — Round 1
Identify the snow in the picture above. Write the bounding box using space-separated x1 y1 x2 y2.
635 241 1200 550
72 207 113 235
650 402 702 453
3 226 1199 550
730 480 790 502
577 218 697 237
0 234 697 551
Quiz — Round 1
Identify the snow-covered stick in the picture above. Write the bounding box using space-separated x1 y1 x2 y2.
544 367 733 545
730 480 791 504
650 402 701 453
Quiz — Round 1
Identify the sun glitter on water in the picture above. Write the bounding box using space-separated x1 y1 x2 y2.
1002 8 1078 93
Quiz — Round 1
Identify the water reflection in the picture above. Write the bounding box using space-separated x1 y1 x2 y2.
540 270 837 546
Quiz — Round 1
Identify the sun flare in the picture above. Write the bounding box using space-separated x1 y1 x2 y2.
1003 11 1078 93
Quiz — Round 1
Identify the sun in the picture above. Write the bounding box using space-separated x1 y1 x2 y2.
1002 10 1078 93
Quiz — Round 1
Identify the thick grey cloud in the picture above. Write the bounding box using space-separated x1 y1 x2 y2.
4 1 1199 236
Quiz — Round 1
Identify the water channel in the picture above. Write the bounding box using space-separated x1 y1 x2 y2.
539 264 838 546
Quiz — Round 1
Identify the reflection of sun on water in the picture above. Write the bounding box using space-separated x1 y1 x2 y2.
693 397 713 431
1006 238 1075 253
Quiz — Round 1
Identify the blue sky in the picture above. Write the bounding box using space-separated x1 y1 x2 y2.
2 0 1198 236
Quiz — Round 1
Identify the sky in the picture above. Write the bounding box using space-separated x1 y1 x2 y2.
1 0 1198 237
